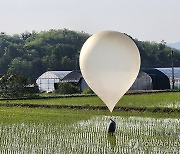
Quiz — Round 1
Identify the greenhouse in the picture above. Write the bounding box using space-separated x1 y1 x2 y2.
130 71 153 90
36 67 180 92
156 67 180 89
131 67 180 90
141 68 170 90
36 71 85 92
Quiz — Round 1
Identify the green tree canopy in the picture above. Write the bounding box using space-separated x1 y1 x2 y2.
56 82 81 94
0 29 179 81
0 73 38 98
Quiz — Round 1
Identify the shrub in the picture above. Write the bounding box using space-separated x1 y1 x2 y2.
0 73 38 98
56 82 81 94
82 87 94 94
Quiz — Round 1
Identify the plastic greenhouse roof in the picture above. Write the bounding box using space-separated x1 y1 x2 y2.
50 71 72 79
141 68 171 89
156 67 180 79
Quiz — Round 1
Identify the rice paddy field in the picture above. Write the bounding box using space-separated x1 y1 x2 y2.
0 92 180 153
0 92 180 109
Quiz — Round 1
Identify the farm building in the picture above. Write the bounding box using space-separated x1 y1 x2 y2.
36 71 87 92
130 71 153 90
36 67 180 92
130 67 180 90
156 67 180 89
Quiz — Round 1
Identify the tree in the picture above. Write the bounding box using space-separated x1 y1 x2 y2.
56 82 81 94
0 73 38 98
61 56 74 70
0 29 180 82
82 87 94 94
8 57 32 78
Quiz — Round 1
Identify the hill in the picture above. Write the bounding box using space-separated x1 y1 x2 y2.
0 29 180 80
167 42 180 50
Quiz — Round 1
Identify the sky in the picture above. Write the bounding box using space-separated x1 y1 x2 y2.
0 0 180 43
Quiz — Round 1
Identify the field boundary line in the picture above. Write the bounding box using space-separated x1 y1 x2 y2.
0 103 179 113
0 90 179 101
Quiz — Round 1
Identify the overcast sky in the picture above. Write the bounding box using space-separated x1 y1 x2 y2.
0 0 179 43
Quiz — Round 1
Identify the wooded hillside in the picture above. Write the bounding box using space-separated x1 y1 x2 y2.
0 29 179 80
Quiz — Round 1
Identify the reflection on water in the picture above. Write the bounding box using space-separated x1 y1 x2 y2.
107 134 116 150
0 116 180 153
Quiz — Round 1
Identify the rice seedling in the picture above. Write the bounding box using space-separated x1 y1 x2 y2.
0 110 179 153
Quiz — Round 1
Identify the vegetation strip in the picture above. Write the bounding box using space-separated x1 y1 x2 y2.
1 103 180 113
0 94 96 101
0 90 179 101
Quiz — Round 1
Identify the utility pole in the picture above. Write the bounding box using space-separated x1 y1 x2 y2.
75 54 79 71
171 50 175 89
75 51 80 71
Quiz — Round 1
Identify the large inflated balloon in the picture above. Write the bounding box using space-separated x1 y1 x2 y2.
79 31 140 112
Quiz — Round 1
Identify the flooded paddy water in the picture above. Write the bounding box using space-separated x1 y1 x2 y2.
0 114 179 153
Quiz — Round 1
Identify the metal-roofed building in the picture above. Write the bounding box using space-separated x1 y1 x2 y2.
36 71 87 92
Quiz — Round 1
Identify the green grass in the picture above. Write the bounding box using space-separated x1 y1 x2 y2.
120 92 180 108
0 106 179 125
0 92 180 109
0 107 90 124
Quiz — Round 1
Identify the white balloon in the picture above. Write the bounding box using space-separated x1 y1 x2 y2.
79 31 140 112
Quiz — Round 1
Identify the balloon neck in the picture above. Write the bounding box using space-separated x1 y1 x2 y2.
109 109 113 113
